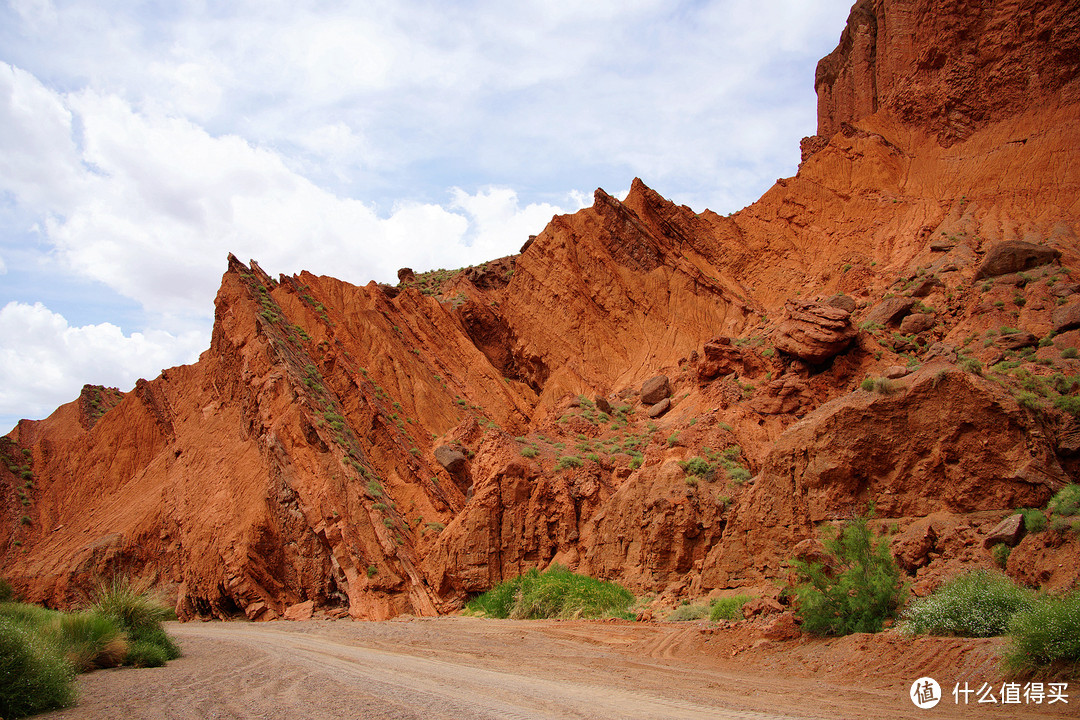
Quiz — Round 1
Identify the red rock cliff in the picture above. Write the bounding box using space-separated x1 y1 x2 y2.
3 0 1080 617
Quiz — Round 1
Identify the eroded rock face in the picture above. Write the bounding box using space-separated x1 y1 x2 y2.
815 0 1080 146
771 300 858 364
702 367 1067 588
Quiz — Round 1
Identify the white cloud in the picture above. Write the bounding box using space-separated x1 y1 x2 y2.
0 301 205 420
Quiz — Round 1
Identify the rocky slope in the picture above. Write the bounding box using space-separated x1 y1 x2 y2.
3 0 1080 619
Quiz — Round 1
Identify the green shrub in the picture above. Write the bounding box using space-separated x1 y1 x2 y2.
1004 589 1080 675
726 466 751 484
958 357 982 375
0 617 75 719
0 578 14 603
666 602 709 621
1018 507 1047 533
1054 395 1080 416
44 611 128 672
466 565 634 620
902 570 1034 638
1048 484 1080 517
554 456 582 470
520 446 538 458
861 377 899 394
992 543 1012 568
1062 347 1079 359
90 578 180 665
709 595 752 621
790 510 903 635
679 457 713 477
0 602 58 629
125 639 171 668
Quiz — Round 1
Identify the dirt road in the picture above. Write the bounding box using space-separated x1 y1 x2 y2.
39 617 1074 720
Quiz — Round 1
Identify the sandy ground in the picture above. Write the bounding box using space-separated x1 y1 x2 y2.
38 616 1076 720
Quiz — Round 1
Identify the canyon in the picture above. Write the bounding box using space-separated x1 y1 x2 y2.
3 0 1080 622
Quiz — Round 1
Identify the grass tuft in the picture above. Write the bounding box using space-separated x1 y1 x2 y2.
709 595 753 621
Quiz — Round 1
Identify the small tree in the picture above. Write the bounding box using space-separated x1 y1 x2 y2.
790 506 904 635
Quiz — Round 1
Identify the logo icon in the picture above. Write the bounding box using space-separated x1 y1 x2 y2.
911 677 941 709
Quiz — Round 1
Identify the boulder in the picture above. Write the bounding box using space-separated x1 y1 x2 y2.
594 396 613 415
647 398 671 418
434 445 468 474
883 366 910 379
995 331 1037 351
982 513 1026 549
771 300 858 364
1052 301 1080 333
824 294 856 313
761 612 802 641
640 375 672 405
283 600 314 621
891 521 938 572
974 240 1061 279
397 267 416 283
1050 282 1080 298
863 297 917 327
899 313 935 335
909 276 944 297
742 597 784 619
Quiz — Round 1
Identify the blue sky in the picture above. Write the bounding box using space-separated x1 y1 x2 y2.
0 0 854 432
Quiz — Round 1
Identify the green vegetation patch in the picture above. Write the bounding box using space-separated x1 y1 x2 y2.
902 570 1034 638
465 565 634 620
789 509 903 636
709 594 753 621
1004 589 1080 676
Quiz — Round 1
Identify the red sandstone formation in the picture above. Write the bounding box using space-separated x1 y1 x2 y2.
3 0 1080 618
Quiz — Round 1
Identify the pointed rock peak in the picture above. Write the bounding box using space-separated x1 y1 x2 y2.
593 186 617 208
226 253 249 274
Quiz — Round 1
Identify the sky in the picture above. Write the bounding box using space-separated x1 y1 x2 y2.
0 0 854 432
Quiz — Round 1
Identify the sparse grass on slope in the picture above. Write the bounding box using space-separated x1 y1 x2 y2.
466 565 635 620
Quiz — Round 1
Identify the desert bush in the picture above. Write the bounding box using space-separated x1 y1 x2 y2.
90 578 180 665
860 377 899 394
0 617 75 719
666 602 709 622
554 455 582 470
125 639 171 668
902 570 1033 638
44 611 128 672
992 543 1012 568
679 457 713 477
1004 589 1080 675
520 446 538 458
709 594 752 621
958 357 982 375
466 565 634 620
1047 484 1080 517
1018 507 1048 533
1062 347 1079 359
790 510 903 635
